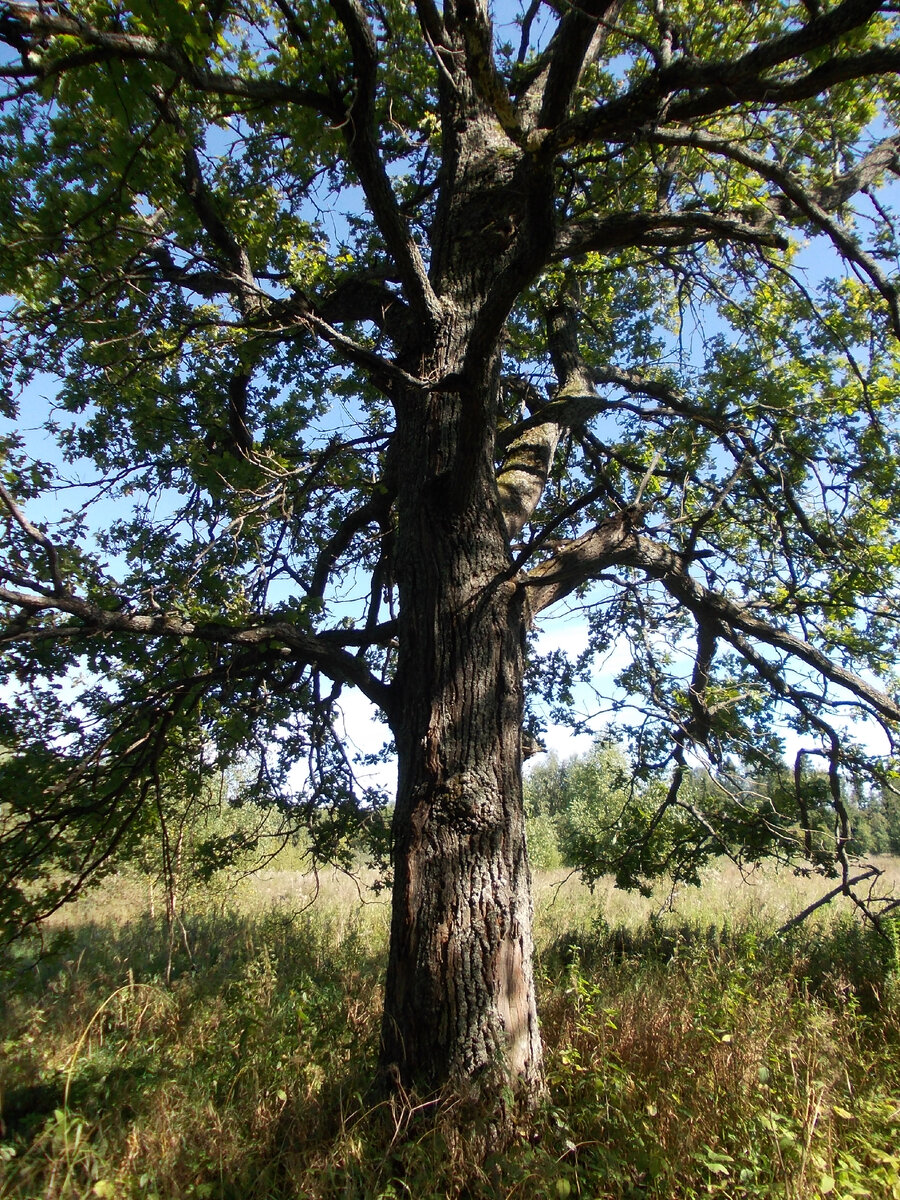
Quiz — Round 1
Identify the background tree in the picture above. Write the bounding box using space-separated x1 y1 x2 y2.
525 741 709 887
881 784 900 855
4 0 900 1110
526 744 900 890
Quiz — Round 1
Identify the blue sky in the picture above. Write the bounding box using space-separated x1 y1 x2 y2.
4 2 900 797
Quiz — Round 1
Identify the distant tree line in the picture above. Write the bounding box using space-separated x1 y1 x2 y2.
524 741 900 890
6 732 897 948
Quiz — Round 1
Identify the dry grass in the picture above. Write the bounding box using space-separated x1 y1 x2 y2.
2 858 899 1199
533 854 900 940
53 853 900 930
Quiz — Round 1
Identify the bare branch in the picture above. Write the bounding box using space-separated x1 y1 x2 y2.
773 866 883 937
310 490 394 602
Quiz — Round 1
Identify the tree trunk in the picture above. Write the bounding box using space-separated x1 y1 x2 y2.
381 343 544 1102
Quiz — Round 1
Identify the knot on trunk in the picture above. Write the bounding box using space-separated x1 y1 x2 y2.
431 771 498 831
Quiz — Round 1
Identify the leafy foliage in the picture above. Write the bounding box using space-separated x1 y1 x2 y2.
5 0 900 1085
527 742 900 895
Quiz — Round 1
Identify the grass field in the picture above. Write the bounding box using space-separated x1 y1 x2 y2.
2 860 899 1199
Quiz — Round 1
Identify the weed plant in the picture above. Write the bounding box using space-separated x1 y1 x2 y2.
1 865 899 1199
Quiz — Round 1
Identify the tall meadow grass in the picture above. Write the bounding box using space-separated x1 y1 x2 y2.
1 861 899 1198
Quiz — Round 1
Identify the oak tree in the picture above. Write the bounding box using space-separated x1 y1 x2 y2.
4 0 900 1107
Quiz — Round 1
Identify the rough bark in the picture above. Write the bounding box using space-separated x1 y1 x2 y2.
380 327 543 1100
373 33 557 1101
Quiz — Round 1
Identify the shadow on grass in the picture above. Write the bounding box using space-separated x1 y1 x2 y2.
2 900 900 1198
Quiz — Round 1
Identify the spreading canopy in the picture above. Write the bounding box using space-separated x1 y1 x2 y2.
3 0 900 941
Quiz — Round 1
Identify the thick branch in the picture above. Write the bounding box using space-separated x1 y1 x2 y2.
499 364 743 452
317 277 411 341
820 132 900 209
310 490 394 602
496 427 562 540
139 253 416 379
652 127 900 334
522 502 647 612
542 0 886 154
330 0 442 326
444 0 523 139
496 300 593 538
537 0 622 129
553 209 789 261
0 585 395 713
513 0 622 130
525 521 900 724
641 537 900 723
0 481 393 710
0 2 337 111
150 89 262 319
